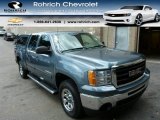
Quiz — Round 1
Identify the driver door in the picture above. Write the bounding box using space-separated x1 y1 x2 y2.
34 35 54 84
143 6 154 21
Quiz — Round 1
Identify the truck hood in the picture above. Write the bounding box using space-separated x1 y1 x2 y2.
64 47 144 69
105 9 136 14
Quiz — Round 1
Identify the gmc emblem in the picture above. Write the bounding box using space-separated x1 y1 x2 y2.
129 67 142 77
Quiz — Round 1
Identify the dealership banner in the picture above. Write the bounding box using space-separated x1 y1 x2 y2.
0 16 104 27
0 0 160 27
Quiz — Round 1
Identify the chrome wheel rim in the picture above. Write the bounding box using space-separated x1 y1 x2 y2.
19 64 23 76
135 15 143 26
61 88 74 112
155 14 159 21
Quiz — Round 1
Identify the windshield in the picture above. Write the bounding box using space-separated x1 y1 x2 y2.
52 33 103 52
120 6 143 10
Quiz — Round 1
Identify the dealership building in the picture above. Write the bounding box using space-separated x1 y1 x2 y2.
7 26 160 59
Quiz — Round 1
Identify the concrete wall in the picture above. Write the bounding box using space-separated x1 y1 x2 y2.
7 27 100 36
128 27 139 52
101 27 116 48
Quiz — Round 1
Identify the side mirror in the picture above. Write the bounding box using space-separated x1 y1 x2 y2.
36 46 51 55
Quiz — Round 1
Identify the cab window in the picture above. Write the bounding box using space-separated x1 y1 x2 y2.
28 35 39 51
16 36 29 45
38 35 51 49
144 6 152 10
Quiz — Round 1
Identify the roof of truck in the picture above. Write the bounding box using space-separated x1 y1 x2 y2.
32 31 87 35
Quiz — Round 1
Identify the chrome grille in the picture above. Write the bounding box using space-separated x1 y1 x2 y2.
105 19 124 22
115 60 146 86
105 13 127 17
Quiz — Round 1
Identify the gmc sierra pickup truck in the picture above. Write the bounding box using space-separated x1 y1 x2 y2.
15 32 150 118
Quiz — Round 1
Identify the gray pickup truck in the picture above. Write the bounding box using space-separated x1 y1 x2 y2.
15 32 150 118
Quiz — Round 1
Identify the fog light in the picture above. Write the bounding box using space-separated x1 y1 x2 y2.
126 19 130 22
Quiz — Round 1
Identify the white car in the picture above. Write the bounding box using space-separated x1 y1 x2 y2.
0 28 6 36
103 5 159 26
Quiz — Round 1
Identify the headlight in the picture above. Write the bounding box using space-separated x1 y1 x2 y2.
104 13 108 16
125 13 131 16
88 70 112 86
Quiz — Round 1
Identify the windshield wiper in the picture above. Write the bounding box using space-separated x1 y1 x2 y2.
87 45 106 49
62 45 105 52
62 47 85 52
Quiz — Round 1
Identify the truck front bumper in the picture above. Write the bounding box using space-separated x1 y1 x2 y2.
80 69 150 110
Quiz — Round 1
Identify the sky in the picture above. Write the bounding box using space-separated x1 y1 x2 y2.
102 0 160 11
0 0 160 15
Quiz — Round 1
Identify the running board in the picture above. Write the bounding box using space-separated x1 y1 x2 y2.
27 74 57 94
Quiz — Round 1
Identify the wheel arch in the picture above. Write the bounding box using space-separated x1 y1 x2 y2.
137 13 143 17
55 73 79 92
16 56 21 64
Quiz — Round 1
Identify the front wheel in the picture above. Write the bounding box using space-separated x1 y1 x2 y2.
135 14 143 26
18 61 28 79
154 13 159 22
59 80 84 118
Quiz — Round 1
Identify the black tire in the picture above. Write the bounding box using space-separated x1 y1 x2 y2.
4 37 7 41
154 13 159 22
18 61 28 79
135 14 143 26
59 80 84 118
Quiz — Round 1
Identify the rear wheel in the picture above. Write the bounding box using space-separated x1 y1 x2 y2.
59 80 84 118
18 61 28 79
154 13 159 22
135 14 143 26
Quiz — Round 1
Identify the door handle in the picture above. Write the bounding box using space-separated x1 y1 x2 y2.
32 56 36 59
32 56 39 61
36 57 39 61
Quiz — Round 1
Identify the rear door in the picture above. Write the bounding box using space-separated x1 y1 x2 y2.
26 35 40 74
14 35 30 63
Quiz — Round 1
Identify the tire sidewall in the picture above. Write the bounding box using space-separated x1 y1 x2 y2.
18 61 28 79
19 61 24 77
59 81 83 118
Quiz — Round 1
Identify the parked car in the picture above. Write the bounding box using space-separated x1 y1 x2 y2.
4 32 16 41
0 28 6 36
15 32 150 118
103 5 159 26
